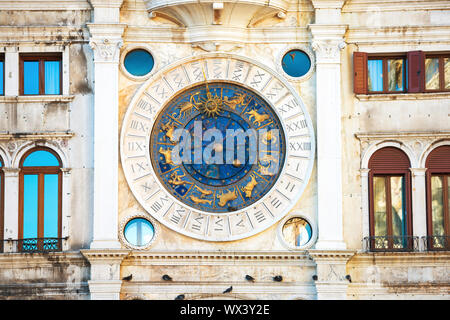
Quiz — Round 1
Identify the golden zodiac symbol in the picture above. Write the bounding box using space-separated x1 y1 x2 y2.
159 147 174 166
223 93 246 110
245 109 270 126
261 130 277 145
190 195 212 205
258 154 278 176
195 185 213 198
217 189 238 207
168 172 192 187
176 92 200 119
161 120 177 143
241 174 258 198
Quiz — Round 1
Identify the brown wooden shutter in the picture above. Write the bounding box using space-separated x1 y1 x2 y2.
426 146 450 171
353 52 368 94
407 50 424 93
368 147 411 171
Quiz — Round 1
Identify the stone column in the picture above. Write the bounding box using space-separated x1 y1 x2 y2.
61 168 72 251
2 168 20 252
360 168 370 249
86 0 126 249
309 24 347 250
4 48 19 96
309 250 354 300
81 250 129 300
410 168 428 251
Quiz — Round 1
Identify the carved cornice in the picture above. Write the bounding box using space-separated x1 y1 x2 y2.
80 249 131 263
308 249 355 261
122 251 314 266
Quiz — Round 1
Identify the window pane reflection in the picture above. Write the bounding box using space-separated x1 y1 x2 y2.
373 177 387 237
390 176 406 237
24 61 40 95
425 58 440 90
282 217 312 247
124 218 154 247
388 59 404 91
0 61 4 95
23 175 38 238
368 59 383 91
44 174 59 238
445 58 450 89
44 61 60 95
23 150 60 167
431 176 445 237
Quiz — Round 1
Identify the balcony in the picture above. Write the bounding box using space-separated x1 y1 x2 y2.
1 237 68 254
363 236 420 252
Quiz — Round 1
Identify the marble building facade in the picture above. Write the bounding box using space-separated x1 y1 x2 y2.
0 0 449 300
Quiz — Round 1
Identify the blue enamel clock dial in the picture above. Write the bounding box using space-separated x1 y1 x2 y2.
150 82 286 213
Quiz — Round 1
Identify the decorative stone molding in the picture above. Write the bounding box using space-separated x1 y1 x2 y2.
356 92 450 101
0 95 75 103
123 251 314 267
356 131 450 170
143 0 288 28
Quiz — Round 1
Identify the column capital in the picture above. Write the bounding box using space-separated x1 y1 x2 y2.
87 23 126 64
2 167 20 177
410 167 427 176
88 0 124 9
309 24 347 63
359 168 370 177
311 39 347 63
310 0 348 10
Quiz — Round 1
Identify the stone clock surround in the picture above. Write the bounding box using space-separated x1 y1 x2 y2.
120 53 316 242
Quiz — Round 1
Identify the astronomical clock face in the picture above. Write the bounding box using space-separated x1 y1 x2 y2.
120 54 315 241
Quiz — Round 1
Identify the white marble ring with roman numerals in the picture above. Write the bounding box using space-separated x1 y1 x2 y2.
120 53 315 242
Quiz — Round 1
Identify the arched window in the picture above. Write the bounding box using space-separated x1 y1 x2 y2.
0 156 4 253
368 147 413 251
19 148 62 252
425 145 450 250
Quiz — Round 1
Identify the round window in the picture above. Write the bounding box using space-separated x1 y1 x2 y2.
281 50 311 78
124 49 154 77
124 218 155 247
282 217 312 247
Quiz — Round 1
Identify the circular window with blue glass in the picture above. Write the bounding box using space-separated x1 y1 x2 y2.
281 217 313 248
281 49 312 80
121 216 157 249
122 48 155 79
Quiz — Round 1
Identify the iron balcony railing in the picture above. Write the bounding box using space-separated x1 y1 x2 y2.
423 235 450 251
1 237 67 253
363 235 420 252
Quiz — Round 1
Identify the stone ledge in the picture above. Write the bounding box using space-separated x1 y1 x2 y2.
0 131 75 140
349 251 450 266
356 92 450 101
0 95 75 103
